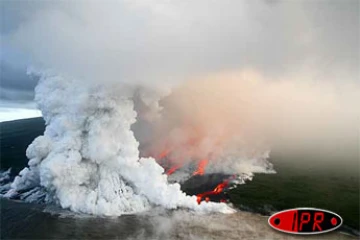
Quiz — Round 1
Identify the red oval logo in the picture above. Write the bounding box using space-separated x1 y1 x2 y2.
268 208 343 235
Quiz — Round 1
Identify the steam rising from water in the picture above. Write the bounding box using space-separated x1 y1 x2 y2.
4 73 244 215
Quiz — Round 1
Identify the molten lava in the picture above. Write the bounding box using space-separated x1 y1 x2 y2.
193 159 208 176
213 181 228 193
157 149 182 175
166 165 181 175
158 149 171 159
154 136 231 204
196 179 229 204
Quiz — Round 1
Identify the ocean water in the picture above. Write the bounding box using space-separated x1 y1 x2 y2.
1 199 354 240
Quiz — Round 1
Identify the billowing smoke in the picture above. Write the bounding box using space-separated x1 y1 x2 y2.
1 1 359 215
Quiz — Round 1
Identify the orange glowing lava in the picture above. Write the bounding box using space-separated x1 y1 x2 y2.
158 149 171 159
196 179 229 204
166 165 181 175
193 159 208 176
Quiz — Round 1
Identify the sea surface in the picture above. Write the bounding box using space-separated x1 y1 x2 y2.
1 198 355 240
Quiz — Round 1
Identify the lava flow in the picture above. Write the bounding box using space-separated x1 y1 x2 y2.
166 165 181 175
158 149 171 159
193 159 208 176
196 179 230 204
155 147 231 204
157 149 181 175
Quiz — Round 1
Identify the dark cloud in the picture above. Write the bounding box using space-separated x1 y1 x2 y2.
0 60 38 101
0 88 35 102
0 61 38 91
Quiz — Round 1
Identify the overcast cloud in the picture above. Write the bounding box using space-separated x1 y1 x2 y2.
0 0 359 121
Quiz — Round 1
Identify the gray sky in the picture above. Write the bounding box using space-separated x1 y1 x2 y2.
0 0 359 121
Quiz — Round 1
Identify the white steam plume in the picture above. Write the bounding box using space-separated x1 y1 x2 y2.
5 73 234 215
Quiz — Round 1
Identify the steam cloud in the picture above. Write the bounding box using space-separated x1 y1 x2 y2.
1 1 359 215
